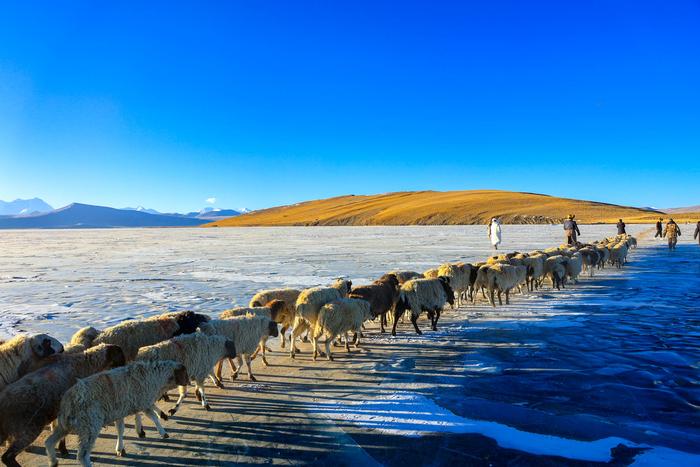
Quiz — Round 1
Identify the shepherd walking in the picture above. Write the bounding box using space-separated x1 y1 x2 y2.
563 214 581 245
616 219 626 235
655 218 664 238
663 219 681 250
488 217 502 250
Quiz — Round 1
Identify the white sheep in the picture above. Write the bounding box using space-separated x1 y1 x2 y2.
391 277 454 336
486 263 528 306
249 288 300 349
389 271 424 284
92 311 210 360
520 254 546 290
437 262 472 307
422 267 440 279
312 298 373 361
566 252 584 283
544 255 569 289
610 242 629 268
136 333 236 415
289 284 347 358
64 326 100 353
0 333 64 393
220 299 287 365
45 360 189 467
543 247 563 257
201 315 279 382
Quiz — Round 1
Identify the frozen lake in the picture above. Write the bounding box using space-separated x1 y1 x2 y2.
0 225 650 341
1 225 699 465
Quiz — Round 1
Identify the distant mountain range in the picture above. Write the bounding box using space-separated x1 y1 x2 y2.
0 199 247 229
0 198 54 216
664 205 700 214
122 206 248 220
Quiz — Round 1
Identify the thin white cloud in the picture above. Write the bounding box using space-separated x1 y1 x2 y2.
206 197 217 204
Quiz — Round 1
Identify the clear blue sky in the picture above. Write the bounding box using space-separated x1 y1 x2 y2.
1 1 698 212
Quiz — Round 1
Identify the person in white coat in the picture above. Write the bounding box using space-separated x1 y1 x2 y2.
488 217 502 250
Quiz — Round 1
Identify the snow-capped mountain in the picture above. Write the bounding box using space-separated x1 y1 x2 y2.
0 198 53 216
122 206 161 215
0 203 209 229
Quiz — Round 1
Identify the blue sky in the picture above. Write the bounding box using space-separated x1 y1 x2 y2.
1 1 698 212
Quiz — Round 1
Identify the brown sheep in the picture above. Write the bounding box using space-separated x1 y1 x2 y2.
348 273 400 333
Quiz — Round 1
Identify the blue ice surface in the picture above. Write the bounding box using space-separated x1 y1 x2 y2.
455 243 700 457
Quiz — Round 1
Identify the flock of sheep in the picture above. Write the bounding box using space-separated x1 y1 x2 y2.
0 233 637 467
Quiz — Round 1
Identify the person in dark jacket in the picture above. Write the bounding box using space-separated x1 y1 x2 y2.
663 219 681 250
694 221 699 245
616 219 626 235
563 214 581 245
655 218 663 238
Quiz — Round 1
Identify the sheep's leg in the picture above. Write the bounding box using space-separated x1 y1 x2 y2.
410 312 422 335
259 338 270 366
354 326 362 348
58 437 68 457
115 419 126 457
289 320 307 358
505 290 510 305
1 441 24 467
312 332 320 360
279 325 288 349
434 308 441 331
195 380 210 410
390 308 401 336
325 336 333 361
244 355 256 381
380 313 386 333
215 358 224 382
345 332 351 352
143 407 169 439
168 384 188 416
209 373 224 389
134 413 146 438
77 430 98 467
231 356 242 380
46 423 70 467
46 420 69 457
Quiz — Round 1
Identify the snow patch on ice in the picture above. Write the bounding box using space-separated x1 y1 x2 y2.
324 392 700 465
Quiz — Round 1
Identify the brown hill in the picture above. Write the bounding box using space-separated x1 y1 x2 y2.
205 190 700 227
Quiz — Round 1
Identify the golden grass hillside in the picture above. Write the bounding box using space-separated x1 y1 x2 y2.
206 190 699 227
